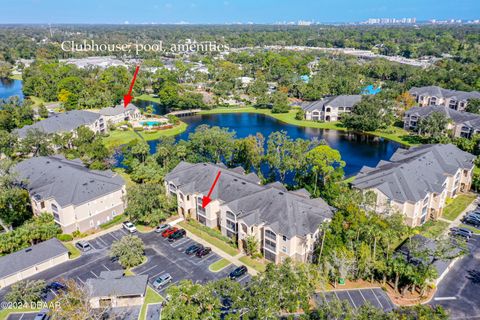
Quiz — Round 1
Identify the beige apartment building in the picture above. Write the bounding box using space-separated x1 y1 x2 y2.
352 144 474 227
301 95 362 122
408 86 480 111
165 162 334 264
98 103 142 126
15 156 126 233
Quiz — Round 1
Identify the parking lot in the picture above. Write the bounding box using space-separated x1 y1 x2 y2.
134 233 250 294
6 312 38 320
430 234 480 319
313 288 395 312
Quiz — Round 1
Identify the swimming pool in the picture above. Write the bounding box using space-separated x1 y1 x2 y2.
141 120 161 126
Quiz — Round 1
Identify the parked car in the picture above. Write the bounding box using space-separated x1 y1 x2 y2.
122 221 137 233
195 246 212 257
153 273 172 289
110 255 119 263
34 310 50 320
168 229 186 242
185 244 203 255
47 281 67 293
229 265 248 280
75 241 92 252
450 227 473 240
162 227 178 238
155 224 170 233
463 215 480 227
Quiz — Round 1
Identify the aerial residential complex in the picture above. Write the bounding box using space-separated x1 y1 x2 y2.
301 95 362 121
404 105 480 138
408 86 480 111
98 103 142 126
15 155 126 233
165 162 335 264
352 144 474 227
15 109 107 138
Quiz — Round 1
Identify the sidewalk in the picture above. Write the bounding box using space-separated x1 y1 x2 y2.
169 218 258 276
439 196 478 233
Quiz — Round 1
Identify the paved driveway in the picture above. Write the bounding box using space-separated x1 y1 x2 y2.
313 288 395 312
6 312 38 320
430 234 480 319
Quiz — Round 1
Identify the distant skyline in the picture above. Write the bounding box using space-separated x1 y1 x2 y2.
1 0 479 24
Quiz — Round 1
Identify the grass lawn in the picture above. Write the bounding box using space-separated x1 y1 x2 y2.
415 220 450 239
64 242 81 259
99 214 126 230
9 73 22 80
137 225 154 233
136 94 162 104
0 308 40 319
208 258 231 272
200 107 416 146
102 122 187 149
443 193 477 221
459 223 480 234
179 221 239 256
239 255 267 273
139 287 164 320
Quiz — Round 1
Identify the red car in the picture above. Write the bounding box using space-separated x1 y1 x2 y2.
162 227 178 238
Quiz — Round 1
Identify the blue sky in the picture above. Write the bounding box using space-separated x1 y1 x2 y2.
2 0 479 24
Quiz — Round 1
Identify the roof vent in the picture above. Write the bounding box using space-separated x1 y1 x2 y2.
90 179 94 183
25 248 32 252
58 166 62 168
241 182 246 185
279 192 284 195
233 178 238 181
46 161 50 164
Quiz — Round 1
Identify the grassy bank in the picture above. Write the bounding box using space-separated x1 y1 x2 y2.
139 287 164 320
102 122 187 149
136 94 161 104
239 255 267 273
443 193 476 221
9 73 22 80
209 258 231 272
200 106 417 147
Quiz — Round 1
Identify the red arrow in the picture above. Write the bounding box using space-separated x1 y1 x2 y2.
202 171 222 208
123 65 140 108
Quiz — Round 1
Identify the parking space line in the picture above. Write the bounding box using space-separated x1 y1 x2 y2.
358 289 367 305
88 242 98 250
108 232 119 241
103 264 111 271
90 270 99 278
150 271 166 280
18 313 24 320
170 238 189 248
236 274 249 283
97 237 109 246
333 291 339 300
156 280 179 293
346 290 357 308
138 265 157 275
370 289 384 309
76 276 86 284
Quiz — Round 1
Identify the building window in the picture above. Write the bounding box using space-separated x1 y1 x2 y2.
265 229 276 240
40 201 45 209
226 211 235 220
197 197 205 215
226 219 237 232
241 223 248 233
325 107 331 112
264 239 276 252
168 183 177 196
112 210 117 216
282 235 287 241
282 246 287 253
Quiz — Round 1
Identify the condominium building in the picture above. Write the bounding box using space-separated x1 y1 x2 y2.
408 86 480 111
352 144 474 227
165 162 334 264
15 155 126 233
301 95 362 122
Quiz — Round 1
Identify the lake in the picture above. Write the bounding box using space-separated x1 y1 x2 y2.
141 113 402 177
0 78 24 100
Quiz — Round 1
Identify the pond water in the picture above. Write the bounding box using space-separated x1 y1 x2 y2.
0 78 24 100
140 113 402 177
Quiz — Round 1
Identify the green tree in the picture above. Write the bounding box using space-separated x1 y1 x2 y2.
110 235 145 268
306 145 345 196
244 235 259 256
341 95 394 132
6 280 46 304
417 112 449 140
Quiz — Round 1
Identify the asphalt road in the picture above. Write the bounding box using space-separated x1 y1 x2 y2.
430 234 480 319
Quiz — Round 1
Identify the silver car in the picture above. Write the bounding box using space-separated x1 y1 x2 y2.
155 224 170 233
153 273 172 289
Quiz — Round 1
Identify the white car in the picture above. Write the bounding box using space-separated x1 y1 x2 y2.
155 224 170 233
122 221 137 233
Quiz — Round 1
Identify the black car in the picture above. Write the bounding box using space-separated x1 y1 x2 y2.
450 227 473 240
168 229 186 242
229 265 248 279
463 216 480 227
185 244 203 255
110 255 119 263
47 281 67 292
196 247 212 257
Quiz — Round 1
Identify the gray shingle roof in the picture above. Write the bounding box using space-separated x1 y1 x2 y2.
14 155 125 207
15 110 102 138
99 103 139 116
406 105 480 130
352 144 475 203
301 95 362 112
166 162 334 238
0 238 68 279
86 271 148 297
408 86 480 101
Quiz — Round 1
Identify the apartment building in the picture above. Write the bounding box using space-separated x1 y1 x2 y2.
15 110 107 138
408 86 480 111
352 144 474 227
165 162 334 264
15 155 126 233
301 95 362 122
404 105 480 138
98 103 142 126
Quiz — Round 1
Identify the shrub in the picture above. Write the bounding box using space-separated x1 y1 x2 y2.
57 234 73 242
